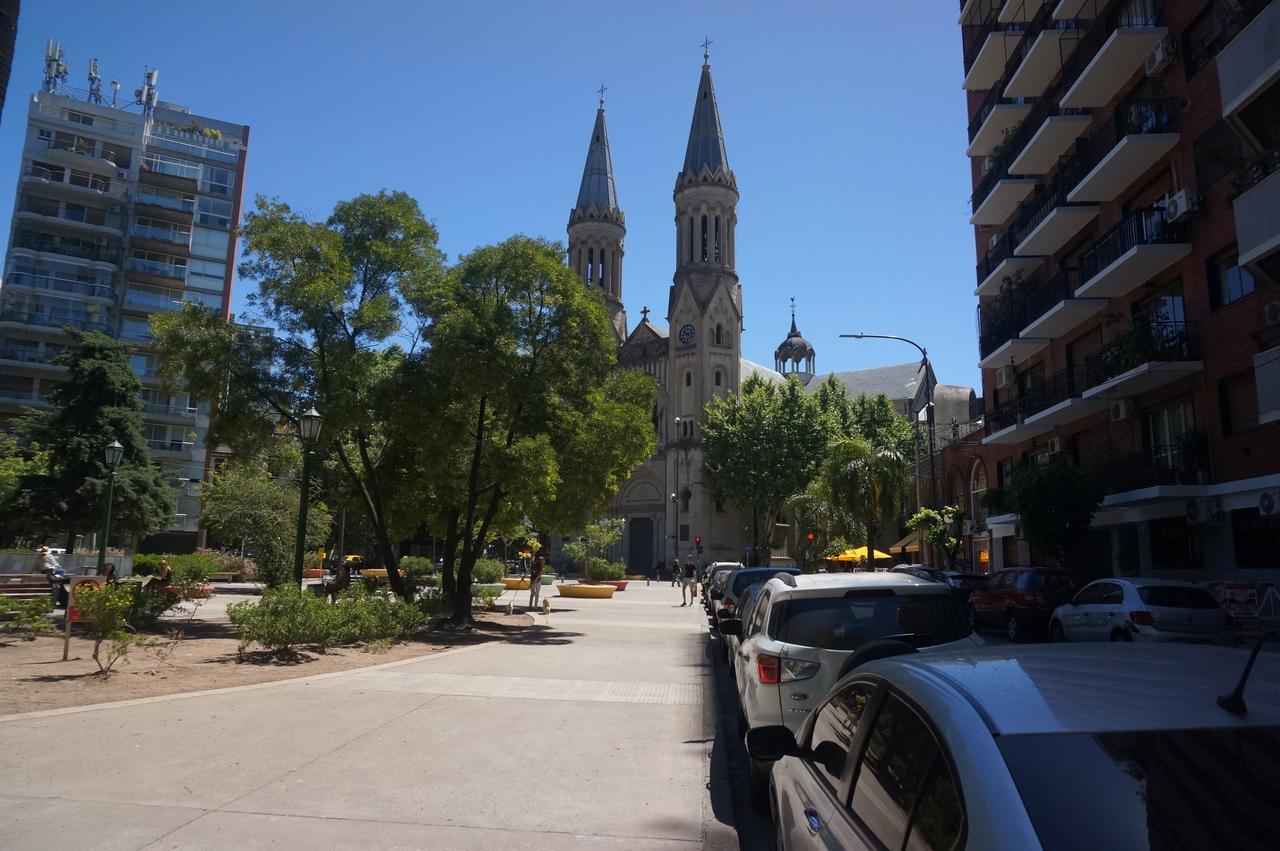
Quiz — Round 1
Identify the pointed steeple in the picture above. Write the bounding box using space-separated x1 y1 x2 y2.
681 61 730 179
575 105 620 216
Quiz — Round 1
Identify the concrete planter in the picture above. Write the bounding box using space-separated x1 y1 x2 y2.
500 577 531 590
556 583 615 599
541 575 556 586
589 580 629 591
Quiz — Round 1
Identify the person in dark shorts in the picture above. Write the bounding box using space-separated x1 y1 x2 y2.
680 555 698 606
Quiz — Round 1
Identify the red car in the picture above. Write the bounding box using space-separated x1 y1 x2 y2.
968 567 1077 642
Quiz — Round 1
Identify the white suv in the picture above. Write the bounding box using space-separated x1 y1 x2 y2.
722 572 977 795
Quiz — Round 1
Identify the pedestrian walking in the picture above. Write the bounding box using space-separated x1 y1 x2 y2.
670 558 680 587
680 554 698 606
529 552 545 609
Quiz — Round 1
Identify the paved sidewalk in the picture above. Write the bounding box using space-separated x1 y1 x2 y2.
0 581 741 849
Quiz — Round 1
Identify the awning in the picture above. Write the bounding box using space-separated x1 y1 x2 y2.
889 530 922 554
831 546 893 562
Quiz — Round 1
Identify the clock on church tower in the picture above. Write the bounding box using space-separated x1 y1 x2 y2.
678 323 696 345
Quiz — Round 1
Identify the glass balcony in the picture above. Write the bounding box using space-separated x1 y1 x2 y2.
140 154 201 182
135 188 196 215
0 308 112 333
3 272 116 301
0 346 61 366
130 223 191 247
128 257 187 281
12 231 120 265
24 164 124 197
1075 207 1190 299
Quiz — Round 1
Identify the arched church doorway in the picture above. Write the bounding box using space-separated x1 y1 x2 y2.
627 517 654 574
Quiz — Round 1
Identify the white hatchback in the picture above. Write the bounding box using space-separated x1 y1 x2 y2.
721 573 977 793
1050 578 1235 644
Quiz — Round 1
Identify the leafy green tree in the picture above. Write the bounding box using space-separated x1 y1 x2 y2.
400 236 654 621
702 375 832 565
200 462 331 586
0 433 48 536
152 191 444 599
1008 457 1104 570
12 332 173 547
907 505 964 569
823 434 910 564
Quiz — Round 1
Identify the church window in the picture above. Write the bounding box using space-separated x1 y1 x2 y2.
714 370 722 387
700 215 709 262
714 324 722 345
587 248 594 284
684 370 692 387
680 489 691 512
688 218 694 263
714 216 721 262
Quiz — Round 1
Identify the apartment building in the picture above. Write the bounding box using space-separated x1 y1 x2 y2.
959 0 1279 580
0 48 249 551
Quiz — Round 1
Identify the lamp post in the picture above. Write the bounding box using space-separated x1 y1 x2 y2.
293 407 322 586
96 439 124 573
839 333 938 509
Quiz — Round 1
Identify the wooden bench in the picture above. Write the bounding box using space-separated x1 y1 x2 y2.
0 574 54 602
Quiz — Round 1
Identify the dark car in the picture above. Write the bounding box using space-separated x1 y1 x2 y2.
944 570 989 600
968 567 1077 642
889 564 947 583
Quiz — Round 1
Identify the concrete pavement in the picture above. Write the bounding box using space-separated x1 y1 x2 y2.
0 581 745 849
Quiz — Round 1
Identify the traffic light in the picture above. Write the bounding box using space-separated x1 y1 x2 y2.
694 536 704 555
806 532 815 542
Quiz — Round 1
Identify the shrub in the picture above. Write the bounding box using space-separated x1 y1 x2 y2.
472 558 505 584
586 558 626 581
0 596 55 640
132 551 224 581
328 586 424 645
227 586 327 655
473 585 502 608
126 582 181 629
73 581 138 673
399 556 436 591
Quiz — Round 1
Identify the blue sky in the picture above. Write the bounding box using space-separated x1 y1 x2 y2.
1 0 981 388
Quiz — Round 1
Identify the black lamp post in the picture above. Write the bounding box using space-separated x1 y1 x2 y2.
292 407 322 585
96 439 124 574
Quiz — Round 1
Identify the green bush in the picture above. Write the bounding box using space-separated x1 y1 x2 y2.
472 558 505 583
586 558 626 581
126 582 181 629
328 586 425 644
73 581 139 673
228 585 425 655
0 596 55 640
131 551 224 581
473 585 503 608
399 556 436 591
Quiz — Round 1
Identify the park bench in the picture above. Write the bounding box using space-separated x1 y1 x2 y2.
0 574 52 603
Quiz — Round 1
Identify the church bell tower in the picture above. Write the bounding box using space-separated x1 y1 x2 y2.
567 92 627 343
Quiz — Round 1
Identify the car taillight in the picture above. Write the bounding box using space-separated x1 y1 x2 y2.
758 653 780 684
724 597 736 614
1130 610 1154 626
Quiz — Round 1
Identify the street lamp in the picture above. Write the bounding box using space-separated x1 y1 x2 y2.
839 333 938 509
96 439 124 573
293 407 322 585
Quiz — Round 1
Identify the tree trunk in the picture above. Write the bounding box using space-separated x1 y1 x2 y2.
439 510 461 603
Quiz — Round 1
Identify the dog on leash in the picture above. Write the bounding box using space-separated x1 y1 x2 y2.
541 597 552 616
505 600 514 616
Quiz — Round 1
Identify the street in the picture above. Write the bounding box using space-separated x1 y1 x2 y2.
0 582 761 849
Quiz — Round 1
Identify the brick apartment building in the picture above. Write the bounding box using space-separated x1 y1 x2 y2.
951 0 1280 582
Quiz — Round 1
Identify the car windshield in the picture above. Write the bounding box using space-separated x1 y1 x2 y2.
1037 572 1076 598
999 727 1280 851
731 568 800 597
770 591 971 651
1137 586 1221 609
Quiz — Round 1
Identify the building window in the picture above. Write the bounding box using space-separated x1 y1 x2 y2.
201 166 234 197
587 248 593 284
714 324 722 345
1193 120 1243 193
684 371 692 387
197 197 232 229
67 110 94 126
680 489 691 512
714 370 722 387
188 258 226 287
1149 516 1203 570
1207 248 1256 309
1219 371 1259 436
679 524 689 541
714 215 721 262
1232 509 1280 570
700 215 709 262
970 462 988 527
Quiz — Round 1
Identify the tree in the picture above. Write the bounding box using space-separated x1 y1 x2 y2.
152 191 445 599
0 433 48 540
823 434 910 565
1008 457 1103 570
401 236 654 622
200 461 332 586
702 375 832 565
907 506 964 569
12 331 173 547
562 519 624 575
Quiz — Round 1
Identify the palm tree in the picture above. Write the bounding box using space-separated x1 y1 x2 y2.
823 435 910 567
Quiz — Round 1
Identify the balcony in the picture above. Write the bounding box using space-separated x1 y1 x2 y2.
12 231 120 266
976 231 1044 296
0 387 50 408
0 309 112 334
1016 267 1107 339
968 88 1034 157
963 17 1027 91
1009 110 1093 174
1066 99 1179 203
15 196 124 236
128 257 187 285
1094 433 1211 506
139 154 200 190
42 139 124 173
0 346 64 370
3 272 116 303
983 365 1097 445
1232 146 1280 271
978 329 1048 369
143 402 198 420
23 165 127 199
1000 1 1046 24
1075 207 1189 299
1082 319 1201 400
146 438 193 457
134 188 195 219
124 288 183 313
130 223 192 252
971 166 1038 225
1059 7 1167 109
1006 23 1086 99
1217 0 1280 116
1011 178 1100 256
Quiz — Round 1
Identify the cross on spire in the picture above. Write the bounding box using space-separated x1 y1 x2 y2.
597 83 607 107
790 296 796 319
701 37 713 62
640 306 651 321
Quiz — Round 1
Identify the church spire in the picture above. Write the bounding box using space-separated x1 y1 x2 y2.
680 57 731 181
574 100 620 216
568 94 626 344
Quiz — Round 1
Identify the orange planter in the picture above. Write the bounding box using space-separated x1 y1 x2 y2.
556 583 615 599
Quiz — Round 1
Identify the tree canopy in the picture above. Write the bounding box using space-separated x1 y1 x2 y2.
1008 457 1103 570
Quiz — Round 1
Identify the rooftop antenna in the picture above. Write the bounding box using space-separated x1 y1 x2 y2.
1218 632 1276 715
110 79 120 108
87 58 103 105
139 66 159 116
42 39 68 93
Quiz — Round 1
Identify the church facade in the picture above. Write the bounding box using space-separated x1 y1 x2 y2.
566 58 777 571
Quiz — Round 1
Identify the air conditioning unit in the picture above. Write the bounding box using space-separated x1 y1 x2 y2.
1264 299 1280 328
1186 496 1222 525
1047 436 1064 455
1111 398 1137 421
1145 38 1176 77
1166 189 1199 223
996 365 1016 389
1035 451 1052 466
1260 489 1280 517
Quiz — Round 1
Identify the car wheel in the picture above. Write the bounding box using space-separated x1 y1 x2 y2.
1049 620 1066 643
1110 626 1133 642
1005 613 1022 643
747 757 771 809
968 605 982 634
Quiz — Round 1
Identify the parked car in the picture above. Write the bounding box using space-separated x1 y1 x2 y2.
888 564 947 584
1049 578 1235 644
725 581 771 687
723 572 976 797
967 566 1076 642
748 642 1280 849
943 570 988 600
703 563 739 611
711 565 802 632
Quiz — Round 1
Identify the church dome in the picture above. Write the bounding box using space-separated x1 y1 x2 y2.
774 306 816 378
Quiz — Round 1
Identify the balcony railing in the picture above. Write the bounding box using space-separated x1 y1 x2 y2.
962 10 1003 74
143 402 197 417
1184 0 1270 74
0 309 112 333
12 231 120 264
1009 174 1074 247
1016 267 1077 330
135 189 195 214
984 364 1091 436
0 387 50 404
4 272 116 301
968 87 1027 142
140 154 200 181
0 346 60 365
1085 319 1198 388
1078 207 1186 282
25 164 121 195
18 196 120 230
1092 432 1210 493
128 257 187 280
130 223 191 246
978 296 1024 359
976 231 1021 286
1232 144 1280 195
145 438 190 453
1062 98 1177 190
124 289 183 310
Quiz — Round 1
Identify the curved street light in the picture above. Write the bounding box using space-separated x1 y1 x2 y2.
293 408 322 585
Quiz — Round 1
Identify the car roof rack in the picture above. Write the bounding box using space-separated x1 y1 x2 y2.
775 572 798 587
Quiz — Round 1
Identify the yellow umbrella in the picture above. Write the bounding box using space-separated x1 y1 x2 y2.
832 546 892 561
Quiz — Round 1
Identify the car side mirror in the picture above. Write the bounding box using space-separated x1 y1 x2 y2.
716 608 733 619
718 619 743 637
710 590 723 600
745 725 800 762
813 741 845 777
